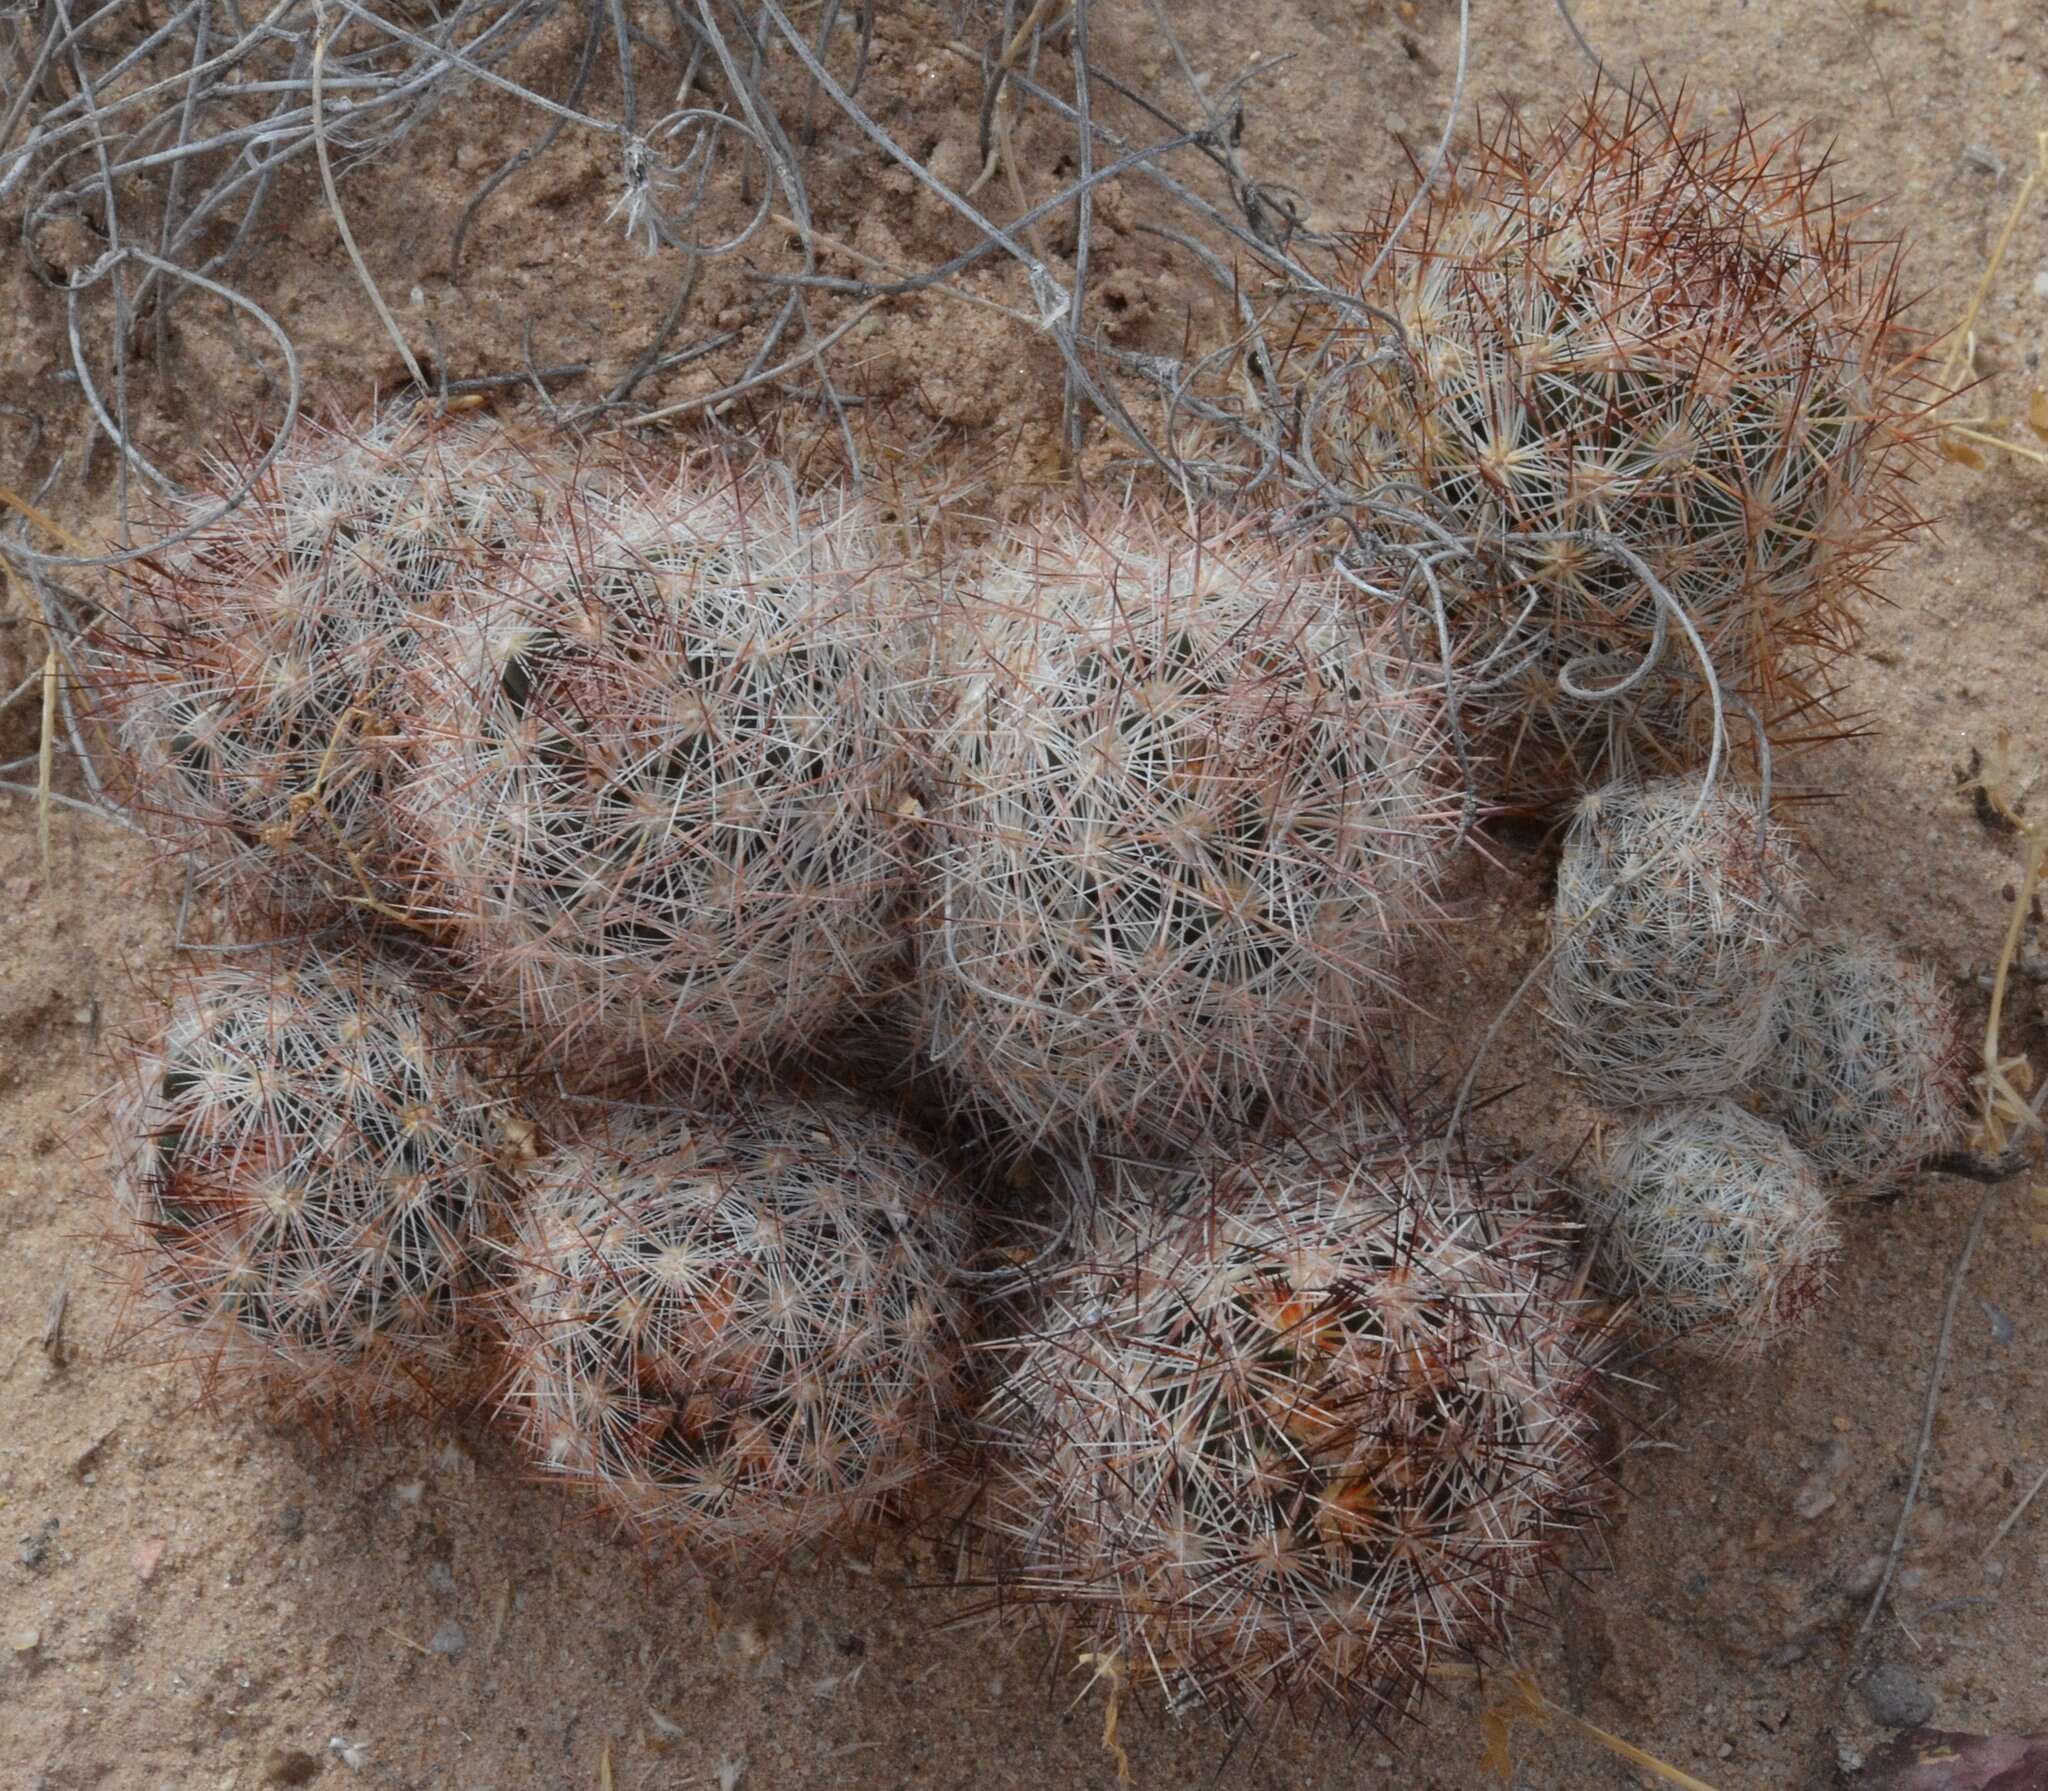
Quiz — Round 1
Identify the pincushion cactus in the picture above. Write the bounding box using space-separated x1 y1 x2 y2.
914 503 1460 1154
1579 1100 1838 1356
1756 932 1969 1190
1314 90 1925 796
977 1117 1607 1728
109 946 514 1415
395 461 916 1080
1548 775 1804 1103
496 1093 973 1567
91 410 559 916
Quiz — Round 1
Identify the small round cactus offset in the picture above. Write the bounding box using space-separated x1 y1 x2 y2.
498 1094 973 1567
1548 775 1804 1104
398 461 915 1080
1579 1100 1839 1356
1757 932 1970 1190
1315 91 1925 796
91 410 559 916
110 946 513 1415
978 1120 1607 1727
916 503 1459 1153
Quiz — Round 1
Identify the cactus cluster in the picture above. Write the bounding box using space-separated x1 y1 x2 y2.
1316 90 1924 796
916 504 1460 1152
978 1118 1606 1725
109 946 511 1414
1543 776 1983 1352
395 464 916 1081
1547 775 1804 1104
91 411 558 915
76 67 1955 1743
496 1093 972 1566
1579 1101 1839 1357
1756 932 1970 1189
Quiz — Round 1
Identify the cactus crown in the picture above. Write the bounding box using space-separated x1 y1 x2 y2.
1548 774 1805 1104
92 410 557 914
1580 1099 1839 1356
1317 89 1925 794
398 463 914 1079
1758 931 1970 1190
978 1117 1606 1727
918 504 1458 1152
111 946 509 1414
498 1093 973 1566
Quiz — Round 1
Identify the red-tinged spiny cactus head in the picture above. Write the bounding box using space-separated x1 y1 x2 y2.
496 1091 975 1569
1758 931 1970 1191
89 408 568 920
1314 88 1929 799
107 943 519 1420
976 1113 1610 1731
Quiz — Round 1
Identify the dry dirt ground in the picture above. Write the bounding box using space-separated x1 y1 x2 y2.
5 1 2048 1788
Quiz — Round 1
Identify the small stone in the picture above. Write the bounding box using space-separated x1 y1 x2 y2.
1843 1553 1887 1597
391 1482 424 1506
12 1627 40 1654
1765 1641 1808 1668
1858 1662 1933 1729
18 1520 57 1572
2033 268 2048 300
262 1750 320 1787
428 1620 467 1659
425 1561 455 1597
1793 1476 1837 1520
1717 1741 1734 1759
278 1507 304 1542
135 1537 168 1583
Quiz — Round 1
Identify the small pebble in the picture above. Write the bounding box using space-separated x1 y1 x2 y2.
2033 268 2048 300
426 1561 455 1597
12 1627 40 1654
1843 1553 1886 1597
428 1619 467 1659
1793 1477 1837 1520
1858 1662 1933 1729
278 1507 304 1543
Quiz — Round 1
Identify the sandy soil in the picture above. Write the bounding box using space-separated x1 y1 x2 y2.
5 1 2048 1787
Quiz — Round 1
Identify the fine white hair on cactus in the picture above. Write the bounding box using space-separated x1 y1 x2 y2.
496 1093 974 1568
1756 932 1970 1191
89 409 564 918
913 501 1462 1155
107 945 515 1417
1547 775 1805 1105
975 1113 1608 1729
1578 1100 1839 1357
395 457 918 1082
